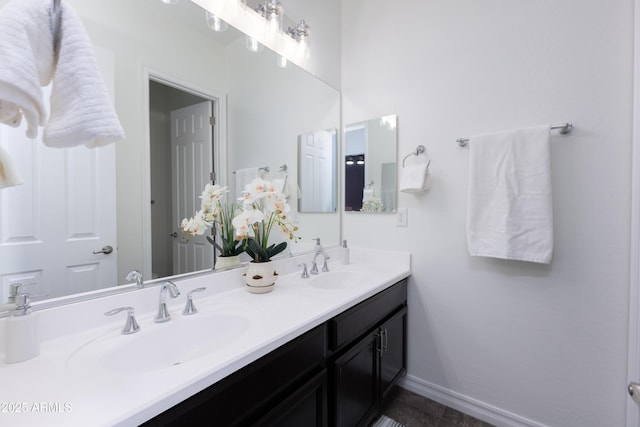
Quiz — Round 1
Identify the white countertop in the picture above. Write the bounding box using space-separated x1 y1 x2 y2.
0 248 410 427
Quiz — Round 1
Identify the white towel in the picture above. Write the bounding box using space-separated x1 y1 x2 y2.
466 125 553 264
0 0 123 147
43 3 124 147
0 0 53 138
399 163 430 192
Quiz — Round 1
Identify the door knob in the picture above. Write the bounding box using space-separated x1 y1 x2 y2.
170 232 178 238
629 382 640 407
93 245 113 255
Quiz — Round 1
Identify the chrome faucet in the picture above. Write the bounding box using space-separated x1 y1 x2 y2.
154 281 180 323
126 269 144 288
310 238 330 274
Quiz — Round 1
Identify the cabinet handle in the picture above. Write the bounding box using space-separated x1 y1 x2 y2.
382 328 388 353
375 332 383 353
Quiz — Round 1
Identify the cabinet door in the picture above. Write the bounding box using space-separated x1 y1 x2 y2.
379 307 407 400
254 370 327 427
331 331 378 427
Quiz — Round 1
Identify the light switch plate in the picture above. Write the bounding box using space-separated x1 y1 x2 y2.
396 207 408 227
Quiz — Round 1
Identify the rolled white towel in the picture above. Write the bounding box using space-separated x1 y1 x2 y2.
399 163 430 192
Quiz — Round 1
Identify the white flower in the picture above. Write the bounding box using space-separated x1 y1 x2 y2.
181 210 212 236
232 208 264 238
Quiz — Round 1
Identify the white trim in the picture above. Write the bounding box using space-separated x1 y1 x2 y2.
140 67 228 280
400 375 548 427
627 1 640 426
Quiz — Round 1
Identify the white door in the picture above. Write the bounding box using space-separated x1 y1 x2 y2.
299 130 336 212
171 101 214 275
0 99 117 301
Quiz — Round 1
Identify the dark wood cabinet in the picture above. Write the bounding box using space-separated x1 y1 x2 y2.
328 280 408 427
331 330 379 427
141 278 407 427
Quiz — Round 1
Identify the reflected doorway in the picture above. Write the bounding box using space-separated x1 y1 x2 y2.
149 80 218 279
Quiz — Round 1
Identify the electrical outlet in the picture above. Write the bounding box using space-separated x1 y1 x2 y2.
396 207 408 227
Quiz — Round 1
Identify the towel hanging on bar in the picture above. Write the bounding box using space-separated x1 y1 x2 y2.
457 122 573 147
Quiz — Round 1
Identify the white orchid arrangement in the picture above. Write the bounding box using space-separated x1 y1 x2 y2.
232 178 299 262
181 184 244 257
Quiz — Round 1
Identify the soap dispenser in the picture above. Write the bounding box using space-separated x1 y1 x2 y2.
5 292 40 364
340 240 350 265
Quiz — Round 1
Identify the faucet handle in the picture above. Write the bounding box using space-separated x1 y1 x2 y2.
300 263 309 278
322 256 330 272
310 261 319 275
183 287 207 315
105 307 141 335
313 237 321 248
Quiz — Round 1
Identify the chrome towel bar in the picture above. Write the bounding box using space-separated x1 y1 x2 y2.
457 122 573 147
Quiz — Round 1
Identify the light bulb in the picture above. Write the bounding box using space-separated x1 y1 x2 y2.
206 12 228 32
245 35 263 53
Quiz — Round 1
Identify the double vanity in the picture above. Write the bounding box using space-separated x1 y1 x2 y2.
0 248 410 426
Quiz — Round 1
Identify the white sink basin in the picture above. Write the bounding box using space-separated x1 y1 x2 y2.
306 270 370 290
67 312 250 374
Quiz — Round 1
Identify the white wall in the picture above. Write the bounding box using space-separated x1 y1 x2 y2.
342 1 633 426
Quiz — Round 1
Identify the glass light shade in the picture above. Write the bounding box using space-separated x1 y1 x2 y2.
206 12 228 32
245 35 264 53
276 55 288 68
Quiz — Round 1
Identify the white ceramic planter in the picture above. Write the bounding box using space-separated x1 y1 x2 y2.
244 261 277 293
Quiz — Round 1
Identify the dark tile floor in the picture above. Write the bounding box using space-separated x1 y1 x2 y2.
379 387 495 427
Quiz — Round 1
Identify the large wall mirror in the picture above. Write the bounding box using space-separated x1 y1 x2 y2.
344 115 398 213
0 0 340 307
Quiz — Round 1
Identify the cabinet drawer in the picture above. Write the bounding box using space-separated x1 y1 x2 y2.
328 279 407 352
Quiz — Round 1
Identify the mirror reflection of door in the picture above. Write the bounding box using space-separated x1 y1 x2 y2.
298 129 337 212
149 80 217 279
344 124 366 211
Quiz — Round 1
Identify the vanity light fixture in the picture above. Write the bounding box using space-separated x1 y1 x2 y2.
346 156 355 165
286 19 310 58
205 11 228 32
255 0 284 33
286 19 310 43
356 155 365 165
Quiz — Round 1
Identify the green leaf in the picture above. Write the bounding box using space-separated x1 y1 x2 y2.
245 238 269 262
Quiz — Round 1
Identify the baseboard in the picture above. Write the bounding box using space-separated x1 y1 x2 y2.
399 374 548 427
